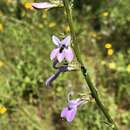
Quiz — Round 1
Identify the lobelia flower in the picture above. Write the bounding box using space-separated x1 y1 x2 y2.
31 2 57 9
61 98 85 122
50 35 74 63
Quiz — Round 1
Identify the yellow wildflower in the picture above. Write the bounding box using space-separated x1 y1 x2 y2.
104 43 112 49
108 62 116 69
0 106 7 114
49 22 56 28
0 60 4 67
24 2 33 10
127 64 130 72
0 23 4 32
101 11 109 17
107 49 114 56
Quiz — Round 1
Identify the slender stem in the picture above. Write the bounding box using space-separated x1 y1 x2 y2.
63 0 118 130
16 0 22 19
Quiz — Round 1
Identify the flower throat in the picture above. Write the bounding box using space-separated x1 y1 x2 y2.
59 44 65 53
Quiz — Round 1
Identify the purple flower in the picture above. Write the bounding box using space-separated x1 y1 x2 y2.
50 35 74 63
61 98 85 122
32 2 57 9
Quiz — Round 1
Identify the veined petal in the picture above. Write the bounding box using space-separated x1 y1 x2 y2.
57 52 65 62
32 2 57 9
66 108 77 122
52 35 61 46
64 47 74 62
61 36 71 46
50 48 59 60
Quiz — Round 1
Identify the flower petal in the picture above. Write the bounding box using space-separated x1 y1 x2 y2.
57 52 65 62
61 36 71 46
32 2 56 9
66 108 77 122
69 99 84 108
50 48 59 60
61 107 68 118
64 47 74 62
52 35 61 46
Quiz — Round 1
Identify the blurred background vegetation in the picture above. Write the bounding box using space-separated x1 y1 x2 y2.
0 0 130 130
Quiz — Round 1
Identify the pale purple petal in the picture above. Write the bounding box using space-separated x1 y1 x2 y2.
66 108 77 122
50 48 59 60
76 100 85 106
69 99 80 107
32 2 57 9
52 35 61 46
69 99 85 108
61 107 77 122
61 107 68 118
57 52 65 62
64 47 74 62
61 36 71 46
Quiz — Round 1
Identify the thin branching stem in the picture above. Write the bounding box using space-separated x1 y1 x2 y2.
63 0 118 130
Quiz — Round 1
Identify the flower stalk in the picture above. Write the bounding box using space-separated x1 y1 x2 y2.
63 0 118 129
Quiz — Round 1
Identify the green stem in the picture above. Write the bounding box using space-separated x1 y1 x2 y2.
63 0 118 130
